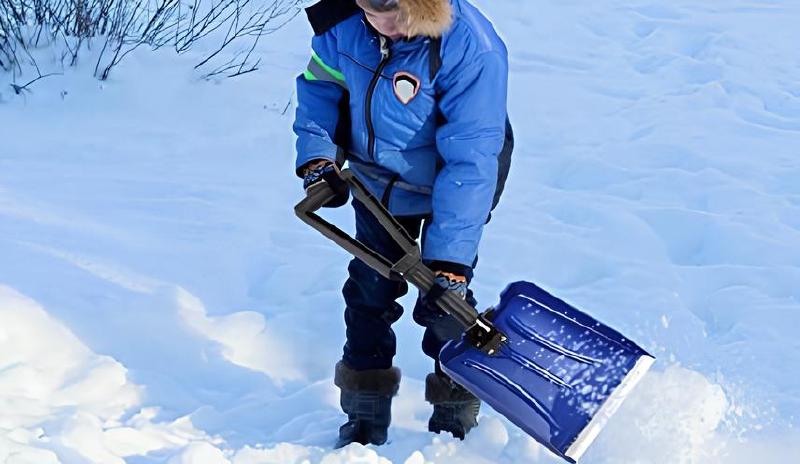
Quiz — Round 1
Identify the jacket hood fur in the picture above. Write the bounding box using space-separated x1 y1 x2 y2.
398 0 453 38
355 0 453 38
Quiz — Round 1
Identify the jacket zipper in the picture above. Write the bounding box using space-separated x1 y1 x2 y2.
366 35 391 161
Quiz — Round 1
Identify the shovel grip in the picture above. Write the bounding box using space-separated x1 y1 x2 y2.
295 181 337 213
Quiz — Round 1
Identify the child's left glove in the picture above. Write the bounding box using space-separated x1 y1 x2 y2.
302 159 350 208
422 261 471 309
433 271 468 299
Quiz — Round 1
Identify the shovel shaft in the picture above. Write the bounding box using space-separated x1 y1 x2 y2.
294 169 484 331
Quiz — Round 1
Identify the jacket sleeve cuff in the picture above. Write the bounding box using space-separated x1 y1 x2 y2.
428 260 471 277
296 157 335 177
295 153 336 177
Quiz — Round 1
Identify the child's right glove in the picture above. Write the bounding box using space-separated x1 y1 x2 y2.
302 159 350 208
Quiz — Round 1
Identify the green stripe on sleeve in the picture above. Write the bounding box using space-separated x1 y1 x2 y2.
304 52 347 89
311 52 346 82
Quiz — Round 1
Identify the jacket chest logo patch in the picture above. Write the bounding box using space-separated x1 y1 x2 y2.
393 72 421 105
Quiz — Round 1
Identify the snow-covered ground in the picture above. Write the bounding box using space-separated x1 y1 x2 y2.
2 0 799 462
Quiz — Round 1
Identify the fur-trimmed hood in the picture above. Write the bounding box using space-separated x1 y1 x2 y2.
355 0 453 38
398 0 453 37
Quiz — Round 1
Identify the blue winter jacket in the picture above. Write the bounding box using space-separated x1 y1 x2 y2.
294 0 509 268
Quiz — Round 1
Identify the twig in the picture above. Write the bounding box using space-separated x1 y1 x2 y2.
10 71 62 94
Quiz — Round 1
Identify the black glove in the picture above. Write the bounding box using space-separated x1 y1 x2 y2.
302 160 350 208
433 271 468 299
423 261 471 307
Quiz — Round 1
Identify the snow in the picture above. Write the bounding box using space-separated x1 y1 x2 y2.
1 0 799 462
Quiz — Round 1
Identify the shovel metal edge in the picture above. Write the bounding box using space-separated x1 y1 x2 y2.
565 354 656 462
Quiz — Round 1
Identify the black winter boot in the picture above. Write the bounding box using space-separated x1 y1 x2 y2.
425 371 481 439
334 361 401 448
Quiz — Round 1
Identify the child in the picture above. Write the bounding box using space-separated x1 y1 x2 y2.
294 0 512 447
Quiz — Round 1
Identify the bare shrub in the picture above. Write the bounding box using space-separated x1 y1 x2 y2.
0 0 304 83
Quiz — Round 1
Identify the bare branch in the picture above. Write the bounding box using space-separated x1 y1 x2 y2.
1 0 304 85
10 70 61 93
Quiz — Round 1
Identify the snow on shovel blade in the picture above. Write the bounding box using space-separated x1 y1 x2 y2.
439 281 654 463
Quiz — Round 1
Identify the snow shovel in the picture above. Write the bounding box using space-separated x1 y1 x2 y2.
295 169 655 463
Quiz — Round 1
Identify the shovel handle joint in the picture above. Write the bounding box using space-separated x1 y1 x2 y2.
465 314 507 356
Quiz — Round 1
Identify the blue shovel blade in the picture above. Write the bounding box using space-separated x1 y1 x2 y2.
439 281 654 463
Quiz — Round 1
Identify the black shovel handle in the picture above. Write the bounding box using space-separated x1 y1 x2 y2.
294 179 397 280
295 169 505 352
